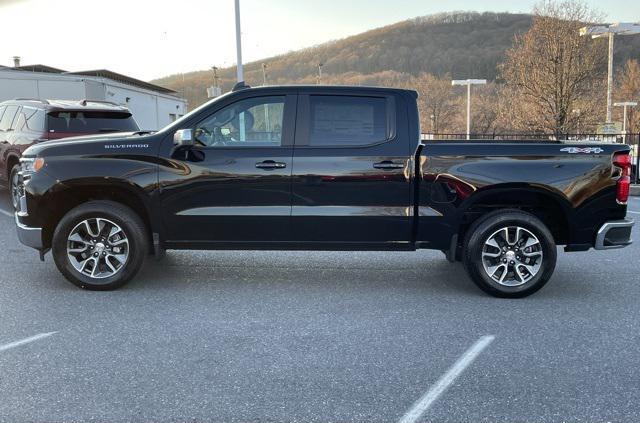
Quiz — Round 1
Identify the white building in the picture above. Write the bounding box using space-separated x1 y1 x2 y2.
0 64 187 130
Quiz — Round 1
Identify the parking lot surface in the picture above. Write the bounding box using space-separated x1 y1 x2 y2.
1 188 639 423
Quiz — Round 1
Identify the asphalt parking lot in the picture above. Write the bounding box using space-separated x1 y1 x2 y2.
0 187 639 423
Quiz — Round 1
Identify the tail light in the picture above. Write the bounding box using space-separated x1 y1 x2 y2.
613 152 631 205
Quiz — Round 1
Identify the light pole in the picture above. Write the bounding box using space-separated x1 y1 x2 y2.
261 63 270 131
580 23 640 123
614 101 638 140
234 0 243 83
452 79 486 140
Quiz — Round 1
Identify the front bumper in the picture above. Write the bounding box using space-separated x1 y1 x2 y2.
14 172 44 251
15 213 43 250
594 218 634 250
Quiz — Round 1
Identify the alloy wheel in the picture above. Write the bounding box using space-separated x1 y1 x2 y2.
66 218 130 279
481 226 543 287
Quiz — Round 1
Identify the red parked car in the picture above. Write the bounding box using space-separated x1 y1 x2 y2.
0 99 139 208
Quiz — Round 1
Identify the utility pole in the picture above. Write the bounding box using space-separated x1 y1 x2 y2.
234 0 243 83
607 32 614 122
580 23 640 123
452 79 487 140
261 63 267 85
207 66 222 99
317 63 323 85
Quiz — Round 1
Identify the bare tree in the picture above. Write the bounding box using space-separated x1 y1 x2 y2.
500 0 606 135
616 59 640 133
408 73 460 133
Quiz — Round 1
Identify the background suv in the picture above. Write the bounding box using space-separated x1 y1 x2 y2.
0 99 139 209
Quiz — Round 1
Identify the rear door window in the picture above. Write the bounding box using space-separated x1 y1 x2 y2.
26 109 46 132
308 95 390 146
12 108 26 131
0 106 19 131
12 107 45 132
47 111 139 134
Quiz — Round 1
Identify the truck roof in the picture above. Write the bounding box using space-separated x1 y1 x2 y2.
230 83 418 97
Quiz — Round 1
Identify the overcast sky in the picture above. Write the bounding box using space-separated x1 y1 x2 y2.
0 0 638 81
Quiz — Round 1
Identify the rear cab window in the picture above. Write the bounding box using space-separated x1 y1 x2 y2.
47 111 139 135
306 95 394 147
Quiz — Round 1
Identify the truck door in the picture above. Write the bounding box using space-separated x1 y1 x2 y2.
291 92 413 246
160 94 297 244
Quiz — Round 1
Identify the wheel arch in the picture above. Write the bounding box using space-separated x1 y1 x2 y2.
40 179 155 251
456 184 572 248
5 153 20 181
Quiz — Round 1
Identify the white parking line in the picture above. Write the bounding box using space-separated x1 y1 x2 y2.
0 332 57 353
398 335 495 423
0 207 12 217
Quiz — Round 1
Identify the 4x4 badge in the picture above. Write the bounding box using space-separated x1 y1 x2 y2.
560 147 604 154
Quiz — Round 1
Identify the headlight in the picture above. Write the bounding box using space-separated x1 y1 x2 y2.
20 157 45 174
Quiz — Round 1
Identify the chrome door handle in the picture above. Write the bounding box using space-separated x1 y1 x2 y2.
256 160 286 169
373 161 404 170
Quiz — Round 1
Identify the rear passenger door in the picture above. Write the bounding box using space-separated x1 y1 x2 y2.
291 91 413 246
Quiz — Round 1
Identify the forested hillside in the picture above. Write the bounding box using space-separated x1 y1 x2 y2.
151 11 640 121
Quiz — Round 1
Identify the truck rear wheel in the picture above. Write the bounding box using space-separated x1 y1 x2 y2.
52 201 148 290
463 210 557 298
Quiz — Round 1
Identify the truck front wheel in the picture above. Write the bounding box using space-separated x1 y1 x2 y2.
52 201 148 290
463 210 557 298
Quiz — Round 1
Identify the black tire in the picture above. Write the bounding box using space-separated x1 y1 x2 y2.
9 164 20 210
52 201 148 290
462 209 557 298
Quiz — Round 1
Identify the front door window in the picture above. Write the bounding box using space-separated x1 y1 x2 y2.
194 96 285 148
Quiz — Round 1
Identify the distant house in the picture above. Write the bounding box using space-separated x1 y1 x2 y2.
0 63 187 130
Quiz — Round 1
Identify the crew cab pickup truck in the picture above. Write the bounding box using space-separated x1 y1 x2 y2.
14 84 634 297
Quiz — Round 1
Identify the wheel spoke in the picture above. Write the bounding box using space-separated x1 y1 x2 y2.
515 264 528 283
487 263 507 281
482 250 502 258
523 237 540 249
79 257 96 275
90 258 100 277
486 238 500 249
105 256 118 273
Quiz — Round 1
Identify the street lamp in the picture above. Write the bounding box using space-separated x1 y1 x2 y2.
580 23 640 123
614 101 638 135
452 79 487 140
234 0 243 83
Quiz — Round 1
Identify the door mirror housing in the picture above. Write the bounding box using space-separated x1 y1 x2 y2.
173 129 194 146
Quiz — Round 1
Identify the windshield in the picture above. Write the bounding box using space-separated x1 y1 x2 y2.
47 111 139 134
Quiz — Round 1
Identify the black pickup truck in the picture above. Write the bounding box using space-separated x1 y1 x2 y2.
14 84 634 297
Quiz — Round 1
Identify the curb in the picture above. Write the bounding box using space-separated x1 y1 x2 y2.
631 185 640 197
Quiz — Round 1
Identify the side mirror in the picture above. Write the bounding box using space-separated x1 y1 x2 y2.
173 129 194 146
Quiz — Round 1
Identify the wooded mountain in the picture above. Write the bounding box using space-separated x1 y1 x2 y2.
151 11 640 109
